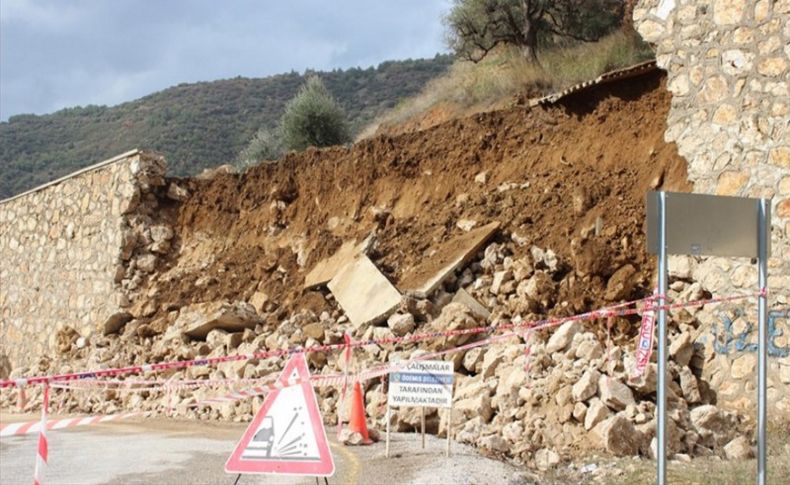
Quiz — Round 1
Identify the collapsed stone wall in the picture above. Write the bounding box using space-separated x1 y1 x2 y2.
0 150 169 375
634 0 790 414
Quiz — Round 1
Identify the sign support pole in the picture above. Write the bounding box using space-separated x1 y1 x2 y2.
656 191 668 485
385 405 391 458
757 198 768 485
446 401 452 457
421 407 426 449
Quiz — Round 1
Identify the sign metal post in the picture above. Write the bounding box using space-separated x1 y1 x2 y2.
647 191 771 485
656 191 668 485
757 198 768 485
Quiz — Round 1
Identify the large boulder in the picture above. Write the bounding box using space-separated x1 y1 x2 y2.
594 414 644 456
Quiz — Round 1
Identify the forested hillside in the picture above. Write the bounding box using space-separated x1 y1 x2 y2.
0 55 452 199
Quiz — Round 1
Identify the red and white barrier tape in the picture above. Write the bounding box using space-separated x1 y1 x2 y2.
0 412 144 438
195 331 518 407
0 292 758 390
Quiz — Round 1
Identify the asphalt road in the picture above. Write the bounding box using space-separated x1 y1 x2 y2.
0 416 525 484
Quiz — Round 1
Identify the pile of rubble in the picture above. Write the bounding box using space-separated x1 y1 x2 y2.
1 224 754 470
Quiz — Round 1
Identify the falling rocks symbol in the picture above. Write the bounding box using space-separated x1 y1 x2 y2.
225 353 335 476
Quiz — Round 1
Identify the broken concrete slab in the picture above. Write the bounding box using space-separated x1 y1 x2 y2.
175 301 261 340
327 255 402 328
399 221 500 298
303 237 373 289
451 288 491 320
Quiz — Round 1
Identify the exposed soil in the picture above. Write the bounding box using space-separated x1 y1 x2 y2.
147 69 689 326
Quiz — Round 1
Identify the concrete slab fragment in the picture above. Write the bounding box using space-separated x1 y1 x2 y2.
328 255 402 328
176 301 261 340
399 221 500 298
452 288 491 320
303 238 371 289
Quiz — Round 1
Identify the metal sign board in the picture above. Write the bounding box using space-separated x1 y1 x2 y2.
646 191 771 258
388 360 454 409
225 353 334 476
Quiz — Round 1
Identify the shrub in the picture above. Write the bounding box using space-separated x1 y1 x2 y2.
236 127 283 169
280 77 351 151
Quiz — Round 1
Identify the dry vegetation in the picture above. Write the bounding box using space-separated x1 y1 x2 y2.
360 31 654 138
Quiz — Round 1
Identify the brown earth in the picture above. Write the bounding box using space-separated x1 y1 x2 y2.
147 69 689 329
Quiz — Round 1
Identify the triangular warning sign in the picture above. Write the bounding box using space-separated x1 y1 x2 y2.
225 353 335 476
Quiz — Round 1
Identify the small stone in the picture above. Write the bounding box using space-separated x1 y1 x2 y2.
769 147 790 168
534 448 560 471
575 339 603 360
249 291 269 314
136 254 157 273
690 405 731 435
490 270 514 295
387 313 415 337
700 76 729 103
757 57 788 77
479 434 509 453
456 219 478 232
605 265 637 301
546 321 583 353
716 170 749 195
599 376 635 411
724 436 754 460
339 429 365 446
573 402 587 421
166 182 189 201
731 353 756 379
585 398 610 430
595 415 643 456
474 171 488 185
713 0 746 25
103 312 133 335
669 332 694 367
679 367 702 404
302 322 325 341
572 369 600 402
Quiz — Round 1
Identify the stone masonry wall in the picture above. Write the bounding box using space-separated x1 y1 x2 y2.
634 0 790 415
0 150 168 374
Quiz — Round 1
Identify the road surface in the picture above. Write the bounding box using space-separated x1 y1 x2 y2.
0 415 526 484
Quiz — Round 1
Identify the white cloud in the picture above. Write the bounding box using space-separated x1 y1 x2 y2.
0 0 450 120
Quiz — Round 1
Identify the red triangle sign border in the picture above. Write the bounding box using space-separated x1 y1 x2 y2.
225 353 335 476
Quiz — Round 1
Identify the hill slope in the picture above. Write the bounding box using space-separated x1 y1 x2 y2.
0 55 453 199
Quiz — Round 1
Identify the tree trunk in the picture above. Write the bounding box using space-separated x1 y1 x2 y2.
520 0 539 64
622 0 636 33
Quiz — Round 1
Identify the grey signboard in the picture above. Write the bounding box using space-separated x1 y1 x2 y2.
646 191 771 258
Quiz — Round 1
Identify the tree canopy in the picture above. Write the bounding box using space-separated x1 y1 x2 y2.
280 77 351 152
445 0 624 63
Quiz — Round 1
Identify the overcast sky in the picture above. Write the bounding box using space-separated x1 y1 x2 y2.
0 0 450 120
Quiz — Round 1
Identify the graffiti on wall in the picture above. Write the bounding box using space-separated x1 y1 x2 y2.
711 309 789 357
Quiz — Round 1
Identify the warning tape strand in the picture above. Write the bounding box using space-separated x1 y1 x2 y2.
0 292 758 390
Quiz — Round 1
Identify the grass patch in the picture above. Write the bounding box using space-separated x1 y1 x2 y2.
361 31 654 137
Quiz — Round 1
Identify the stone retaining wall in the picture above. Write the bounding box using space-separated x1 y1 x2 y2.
0 150 167 373
635 0 790 415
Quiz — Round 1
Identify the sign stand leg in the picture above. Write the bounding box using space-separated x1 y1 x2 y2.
446 404 452 458
385 405 391 458
421 406 426 449
757 199 769 485
656 191 668 485
232 473 241 485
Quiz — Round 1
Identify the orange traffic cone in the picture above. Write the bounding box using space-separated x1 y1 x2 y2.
348 381 373 444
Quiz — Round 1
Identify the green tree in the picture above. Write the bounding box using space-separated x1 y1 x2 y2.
445 0 624 64
237 127 283 168
280 76 351 151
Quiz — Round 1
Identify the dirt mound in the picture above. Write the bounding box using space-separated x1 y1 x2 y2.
148 69 686 325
